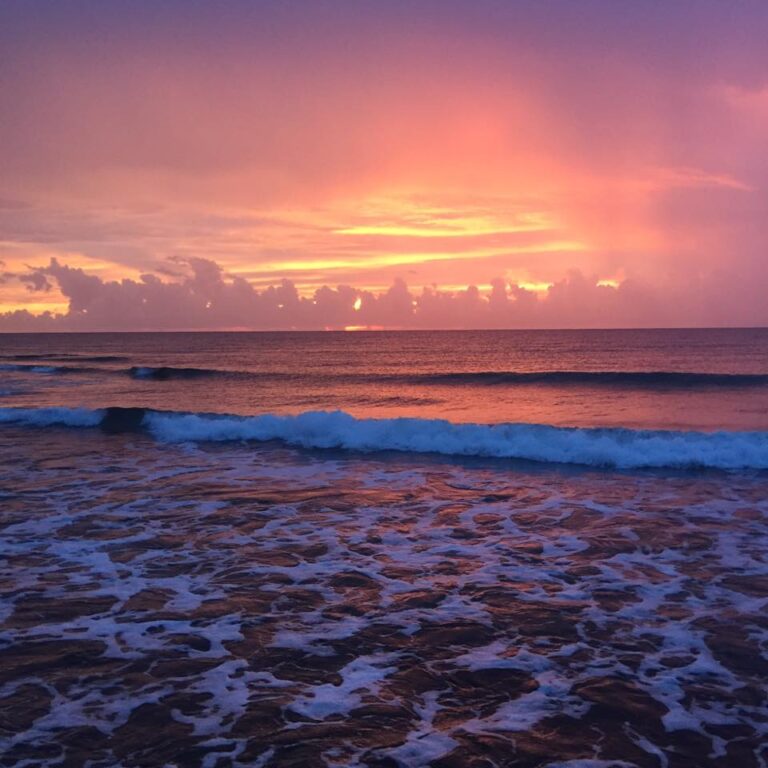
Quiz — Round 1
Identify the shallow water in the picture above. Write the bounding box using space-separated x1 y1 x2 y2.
1 427 767 767
1 330 767 766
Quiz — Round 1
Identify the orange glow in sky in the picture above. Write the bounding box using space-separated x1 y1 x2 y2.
1 2 767 329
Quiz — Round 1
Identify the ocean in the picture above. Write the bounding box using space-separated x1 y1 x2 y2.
1 328 767 767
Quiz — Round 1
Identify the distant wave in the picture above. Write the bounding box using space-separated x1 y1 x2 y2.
0 406 105 428
4 361 768 389
1 354 128 363
2 406 767 470
0 363 229 380
0 364 69 374
129 366 223 380
395 370 768 388
0 363 111 376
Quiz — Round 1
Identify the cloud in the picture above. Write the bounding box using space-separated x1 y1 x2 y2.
2 256 763 332
1 1 767 326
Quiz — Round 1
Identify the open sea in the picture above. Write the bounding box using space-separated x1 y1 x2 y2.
1 328 767 767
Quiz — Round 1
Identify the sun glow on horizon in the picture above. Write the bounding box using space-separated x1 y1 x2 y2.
1 2 766 329
244 240 588 277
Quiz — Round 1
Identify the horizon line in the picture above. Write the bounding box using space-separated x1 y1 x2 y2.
1 325 767 335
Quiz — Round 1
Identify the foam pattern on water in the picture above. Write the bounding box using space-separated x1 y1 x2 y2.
0 428 766 767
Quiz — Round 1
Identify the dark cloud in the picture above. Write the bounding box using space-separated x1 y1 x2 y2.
19 270 52 292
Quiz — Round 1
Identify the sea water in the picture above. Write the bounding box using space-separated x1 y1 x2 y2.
1 329 766 766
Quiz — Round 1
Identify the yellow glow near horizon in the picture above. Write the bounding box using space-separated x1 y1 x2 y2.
249 241 587 276
0 300 69 314
335 215 552 239
0 191 592 316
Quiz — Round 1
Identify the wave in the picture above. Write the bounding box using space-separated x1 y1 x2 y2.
5 360 768 390
0 406 104 428
0 364 68 374
0 364 223 380
397 370 768 388
116 368 768 388
1 354 128 363
129 366 222 380
1 406 767 470
129 366 304 381
0 363 108 376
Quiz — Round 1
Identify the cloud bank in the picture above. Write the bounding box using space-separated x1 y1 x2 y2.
1 257 762 332
1 1 767 328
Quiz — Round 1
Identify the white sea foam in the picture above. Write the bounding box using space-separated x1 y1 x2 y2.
146 409 768 469
2 423 766 764
2 405 768 469
288 653 398 719
379 690 457 766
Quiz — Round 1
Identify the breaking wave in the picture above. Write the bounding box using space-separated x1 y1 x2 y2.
1 406 768 470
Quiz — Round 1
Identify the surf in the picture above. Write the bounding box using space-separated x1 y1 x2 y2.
2 405 768 470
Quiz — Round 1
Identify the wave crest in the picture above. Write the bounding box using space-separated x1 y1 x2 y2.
5 361 768 390
1 406 767 470
398 371 768 388
129 366 220 380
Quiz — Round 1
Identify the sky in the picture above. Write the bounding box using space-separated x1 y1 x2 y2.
1 0 767 330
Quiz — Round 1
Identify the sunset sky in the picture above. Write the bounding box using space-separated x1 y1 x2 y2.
1 0 767 329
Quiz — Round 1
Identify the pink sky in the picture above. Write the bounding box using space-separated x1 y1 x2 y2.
1 1 767 329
